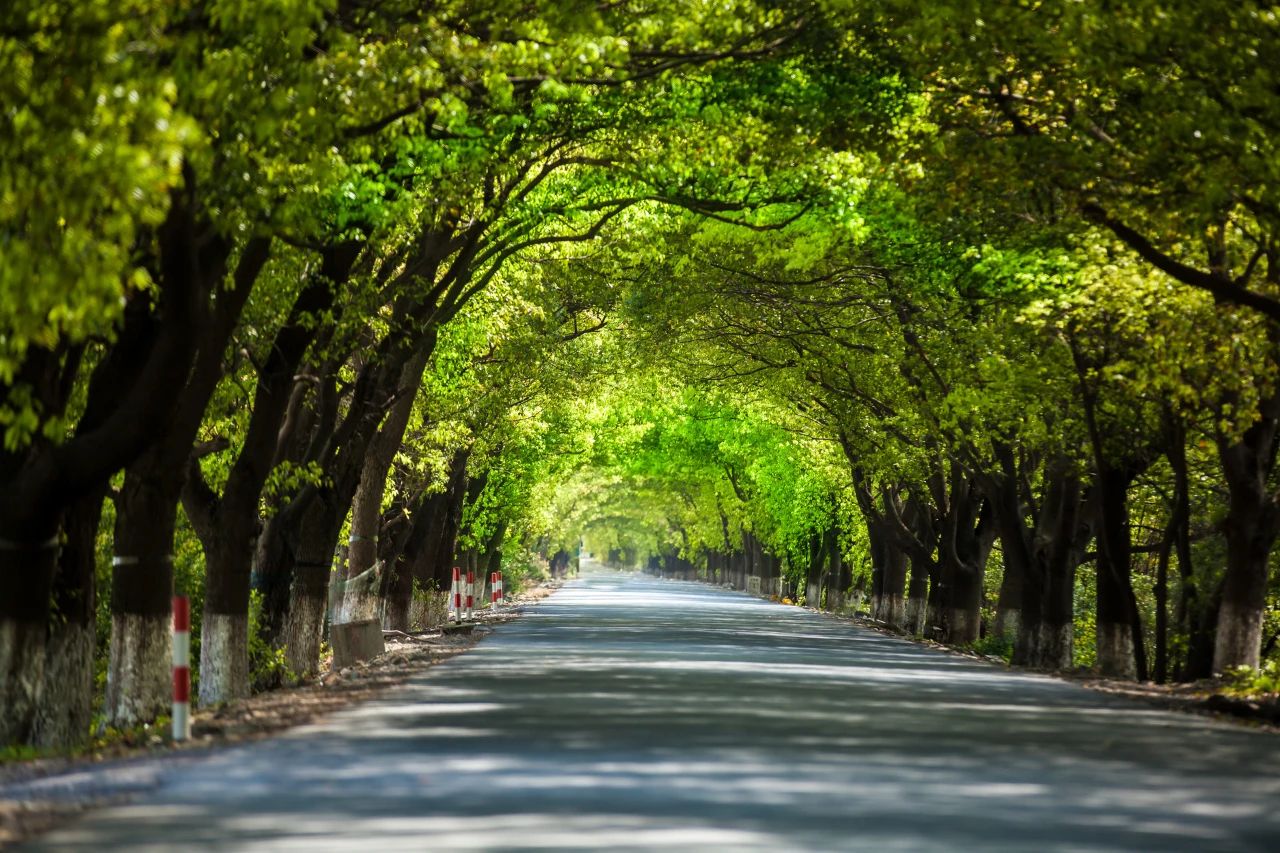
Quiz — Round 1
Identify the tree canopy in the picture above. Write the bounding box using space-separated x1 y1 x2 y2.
4 0 1280 751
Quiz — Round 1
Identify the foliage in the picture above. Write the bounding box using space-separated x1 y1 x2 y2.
1223 662 1280 699
969 633 1014 665
9 0 1280 757
248 590 291 693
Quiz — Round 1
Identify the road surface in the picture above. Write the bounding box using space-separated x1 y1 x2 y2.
24 567 1280 851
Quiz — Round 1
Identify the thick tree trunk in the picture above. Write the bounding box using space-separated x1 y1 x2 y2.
278 498 345 679
867 525 885 616
193 511 257 705
1094 468 1143 680
1154 525 1172 684
925 560 945 636
266 333 436 677
903 497 934 635
990 464 1036 659
940 473 994 646
905 554 930 636
107 459 181 726
35 616 95 748
993 546 1022 643
829 530 850 610
106 237 269 724
991 454 1090 671
0 534 59 746
945 562 984 646
1074 341 1153 680
185 242 362 704
1166 420 1211 681
340 346 431 623
1213 385 1280 671
1038 525 1085 670
30 490 104 747
803 531 823 607
1 199 244 745
104 550 173 728
407 452 469 598
374 485 416 632
877 536 908 628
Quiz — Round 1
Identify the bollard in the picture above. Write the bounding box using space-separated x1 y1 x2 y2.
496 571 504 604
172 595 191 741
464 569 475 619
451 566 462 621
491 571 499 605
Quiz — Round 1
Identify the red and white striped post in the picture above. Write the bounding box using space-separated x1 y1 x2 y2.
172 595 191 741
496 571 504 604
464 569 475 619
490 571 499 606
451 567 462 621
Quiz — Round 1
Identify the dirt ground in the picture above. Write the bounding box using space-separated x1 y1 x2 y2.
0 583 558 848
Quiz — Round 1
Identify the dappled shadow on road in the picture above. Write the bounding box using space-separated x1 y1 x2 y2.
33 574 1280 851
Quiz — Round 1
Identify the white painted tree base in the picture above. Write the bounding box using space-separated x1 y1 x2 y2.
1213 600 1263 673
105 613 170 727
34 623 94 748
884 594 906 629
994 608 1020 642
946 607 980 645
1096 622 1136 679
1019 621 1073 670
200 613 248 706
905 598 927 636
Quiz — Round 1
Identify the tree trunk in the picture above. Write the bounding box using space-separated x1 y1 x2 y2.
940 472 994 646
830 528 851 610
340 345 432 623
945 560 984 646
925 560 945 637
1167 418 1212 681
1154 523 1172 684
1213 383 1280 672
106 468 177 727
878 544 908 629
1 196 239 745
416 452 471 595
107 236 269 725
33 493 104 747
183 241 362 704
1094 467 1143 680
989 453 1091 671
263 330 437 678
0 533 59 746
277 499 345 679
866 525 885 616
905 553 930 636
1035 480 1092 671
993 545 1022 643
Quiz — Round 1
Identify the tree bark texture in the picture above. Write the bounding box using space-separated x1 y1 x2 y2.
1213 381 1280 672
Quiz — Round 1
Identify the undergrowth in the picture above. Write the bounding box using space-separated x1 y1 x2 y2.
1223 661 1280 697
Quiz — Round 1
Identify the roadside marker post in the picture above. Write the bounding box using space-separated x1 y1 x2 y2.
172 595 191 742
490 572 499 605
496 571 504 604
451 567 462 621
464 570 475 619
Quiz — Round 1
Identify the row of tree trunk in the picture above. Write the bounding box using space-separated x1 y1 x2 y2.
658 394 1277 685
0 178 527 746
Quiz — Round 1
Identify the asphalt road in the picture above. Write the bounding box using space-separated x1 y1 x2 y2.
24 567 1280 851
